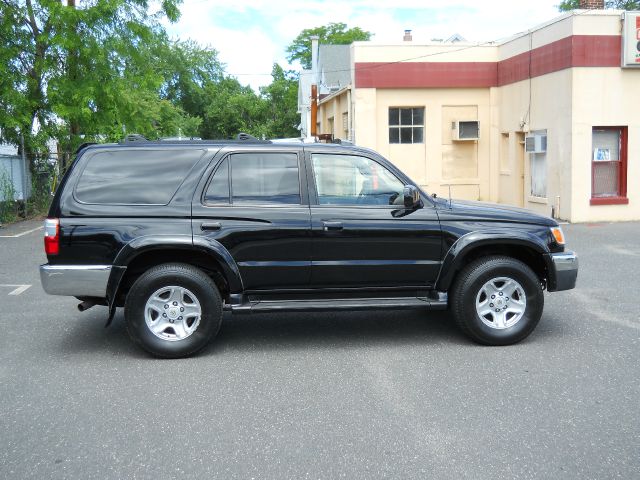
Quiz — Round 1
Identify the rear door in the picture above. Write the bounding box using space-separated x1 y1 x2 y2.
306 149 442 288
191 147 312 290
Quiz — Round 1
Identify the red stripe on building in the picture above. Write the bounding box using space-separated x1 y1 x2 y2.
355 62 497 88
354 35 621 89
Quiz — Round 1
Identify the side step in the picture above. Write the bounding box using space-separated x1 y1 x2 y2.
229 295 448 314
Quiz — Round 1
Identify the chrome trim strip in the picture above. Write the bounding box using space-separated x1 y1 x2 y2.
40 264 112 298
550 251 578 291
551 252 578 271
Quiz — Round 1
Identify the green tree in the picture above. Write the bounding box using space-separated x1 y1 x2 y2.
0 0 190 166
286 22 372 70
156 39 225 127
558 0 640 10
200 77 268 139
259 64 300 138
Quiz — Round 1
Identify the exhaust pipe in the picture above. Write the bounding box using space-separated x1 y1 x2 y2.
77 300 98 312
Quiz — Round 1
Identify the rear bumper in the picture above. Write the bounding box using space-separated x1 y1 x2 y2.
547 251 578 292
40 264 111 298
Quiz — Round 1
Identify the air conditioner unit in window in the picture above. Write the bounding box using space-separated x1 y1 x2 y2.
452 121 479 141
525 134 547 153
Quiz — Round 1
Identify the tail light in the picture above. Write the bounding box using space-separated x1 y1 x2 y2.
44 218 60 255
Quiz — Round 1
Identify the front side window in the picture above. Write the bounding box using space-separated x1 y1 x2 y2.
591 127 628 204
231 153 300 205
76 149 204 205
311 154 405 206
389 107 424 144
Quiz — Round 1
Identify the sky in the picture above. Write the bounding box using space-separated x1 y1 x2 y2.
163 0 562 90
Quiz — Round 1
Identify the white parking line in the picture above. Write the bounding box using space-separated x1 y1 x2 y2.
0 226 43 238
0 284 32 295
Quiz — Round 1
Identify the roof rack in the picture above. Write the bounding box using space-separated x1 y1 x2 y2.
75 142 97 153
235 132 272 144
123 134 148 143
118 132 271 145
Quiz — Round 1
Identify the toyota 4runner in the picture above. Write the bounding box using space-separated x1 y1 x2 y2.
40 135 578 358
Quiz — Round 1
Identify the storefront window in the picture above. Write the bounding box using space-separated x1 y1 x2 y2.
591 127 628 205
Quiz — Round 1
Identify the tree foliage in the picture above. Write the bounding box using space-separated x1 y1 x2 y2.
558 0 640 10
259 65 300 138
286 22 372 70
0 0 192 161
0 0 312 177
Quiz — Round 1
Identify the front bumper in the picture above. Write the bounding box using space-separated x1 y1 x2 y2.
40 264 112 298
547 251 578 292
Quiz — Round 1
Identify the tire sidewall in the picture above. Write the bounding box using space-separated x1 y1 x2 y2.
459 260 543 345
126 267 221 358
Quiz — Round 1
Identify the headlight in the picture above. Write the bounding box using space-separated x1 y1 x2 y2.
550 226 565 245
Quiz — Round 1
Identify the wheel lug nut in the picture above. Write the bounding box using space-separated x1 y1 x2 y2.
173 301 178 306
162 313 167 317
491 295 495 299
178 316 183 320
490 303 494 307
164 304 168 309
180 307 184 312
495 309 500 312
499 292 503 296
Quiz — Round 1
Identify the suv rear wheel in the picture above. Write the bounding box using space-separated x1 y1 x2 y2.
125 263 223 358
451 256 543 345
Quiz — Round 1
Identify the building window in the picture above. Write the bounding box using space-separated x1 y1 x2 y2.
530 153 546 198
529 130 547 198
389 107 424 144
591 127 628 205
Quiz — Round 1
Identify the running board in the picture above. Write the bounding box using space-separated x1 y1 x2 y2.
228 295 448 313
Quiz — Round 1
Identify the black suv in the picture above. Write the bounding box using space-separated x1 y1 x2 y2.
40 136 578 358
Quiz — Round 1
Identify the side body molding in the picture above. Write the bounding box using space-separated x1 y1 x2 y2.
435 229 551 291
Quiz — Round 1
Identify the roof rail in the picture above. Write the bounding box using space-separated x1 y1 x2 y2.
123 134 148 143
75 142 97 153
237 132 271 144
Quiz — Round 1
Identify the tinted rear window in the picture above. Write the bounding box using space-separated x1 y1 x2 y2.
75 149 204 204
230 153 300 205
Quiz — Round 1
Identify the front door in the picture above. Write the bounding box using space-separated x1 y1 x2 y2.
192 149 311 290
307 151 442 288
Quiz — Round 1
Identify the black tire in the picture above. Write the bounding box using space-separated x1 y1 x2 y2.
125 263 222 358
450 256 544 346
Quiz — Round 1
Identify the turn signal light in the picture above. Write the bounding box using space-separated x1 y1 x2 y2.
44 218 60 255
550 226 565 245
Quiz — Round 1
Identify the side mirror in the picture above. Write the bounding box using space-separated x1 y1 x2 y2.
403 185 421 208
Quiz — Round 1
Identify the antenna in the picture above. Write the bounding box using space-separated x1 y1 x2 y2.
448 184 452 209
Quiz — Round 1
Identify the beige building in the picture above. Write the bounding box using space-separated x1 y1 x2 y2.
300 9 640 222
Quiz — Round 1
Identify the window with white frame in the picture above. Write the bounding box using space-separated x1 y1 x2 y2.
389 107 424 144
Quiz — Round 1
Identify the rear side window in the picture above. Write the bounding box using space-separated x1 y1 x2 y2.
203 158 230 204
75 149 204 205
230 153 300 205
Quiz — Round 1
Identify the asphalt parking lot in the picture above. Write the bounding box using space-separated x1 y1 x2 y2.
0 219 639 479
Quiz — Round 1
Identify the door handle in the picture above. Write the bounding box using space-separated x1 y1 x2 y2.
201 222 222 231
322 221 343 231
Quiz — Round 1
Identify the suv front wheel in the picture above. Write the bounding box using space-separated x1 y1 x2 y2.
451 256 544 345
125 263 223 358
